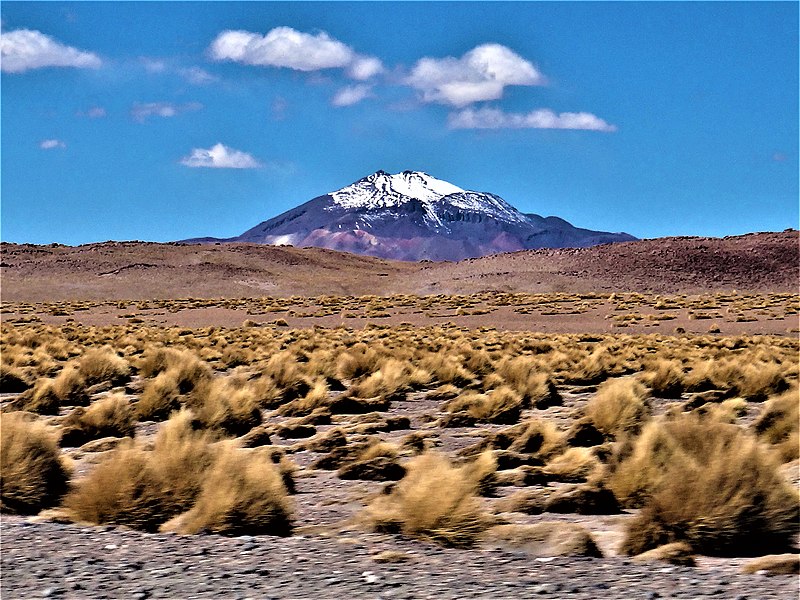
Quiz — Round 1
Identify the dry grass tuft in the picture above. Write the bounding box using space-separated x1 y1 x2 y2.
481 522 603 557
365 452 486 547
753 388 799 462
584 377 650 438
161 443 292 536
446 386 524 424
0 412 70 514
78 347 130 386
60 393 136 447
63 410 215 531
612 414 800 556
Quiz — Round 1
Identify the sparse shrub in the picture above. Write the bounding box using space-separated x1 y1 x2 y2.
611 414 799 556
365 452 486 547
584 377 650 438
189 379 262 436
545 447 600 481
136 371 182 420
640 360 684 397
753 388 799 462
78 347 130 386
0 364 30 393
161 443 292 536
63 411 215 531
481 522 602 558
60 393 136 447
446 386 523 424
1 413 70 514
348 359 410 400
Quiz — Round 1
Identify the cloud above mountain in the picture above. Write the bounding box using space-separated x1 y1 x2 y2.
406 44 544 107
180 143 261 169
0 28 101 73
209 27 383 79
449 107 617 131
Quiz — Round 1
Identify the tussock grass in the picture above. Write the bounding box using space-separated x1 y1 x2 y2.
63 410 215 531
584 377 650 438
188 378 262 436
610 414 800 556
365 452 486 547
1 412 70 514
136 371 182 420
161 443 292 536
60 393 136 447
753 388 799 462
0 364 31 393
446 386 524 424
77 347 130 386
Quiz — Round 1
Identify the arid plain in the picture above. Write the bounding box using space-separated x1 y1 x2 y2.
2 231 799 599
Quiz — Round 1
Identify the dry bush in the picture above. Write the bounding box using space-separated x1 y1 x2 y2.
78 347 130 386
584 377 650 438
735 362 791 401
348 359 411 400
365 452 486 547
545 447 600 481
60 393 136 447
495 357 560 408
461 450 498 496
161 444 292 536
481 522 602 557
188 379 262 436
15 379 61 415
63 411 215 531
741 554 800 575
0 364 31 393
753 388 799 462
612 414 799 556
639 360 684 397
136 371 182 420
275 379 329 417
0 413 70 514
446 386 523 424
335 345 380 380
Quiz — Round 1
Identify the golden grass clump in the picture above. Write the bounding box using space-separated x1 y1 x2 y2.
0 412 70 514
446 386 524 424
365 452 486 547
136 371 182 420
753 388 799 462
610 414 800 556
188 378 262 436
584 377 650 438
348 359 412 400
639 359 684 397
60 393 136 447
0 363 31 393
63 410 215 531
161 443 292 536
77 347 130 386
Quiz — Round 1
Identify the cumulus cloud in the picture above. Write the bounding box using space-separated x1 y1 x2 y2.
87 106 107 118
40 139 66 149
131 101 202 123
1 28 101 73
347 56 384 80
448 107 617 132
209 26 382 80
180 143 262 169
406 44 544 107
332 84 372 107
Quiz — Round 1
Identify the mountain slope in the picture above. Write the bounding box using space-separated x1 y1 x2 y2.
190 170 635 261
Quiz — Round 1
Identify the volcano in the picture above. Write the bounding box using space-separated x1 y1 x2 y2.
188 170 636 261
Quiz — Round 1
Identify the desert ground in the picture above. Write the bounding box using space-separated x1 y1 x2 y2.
1 233 799 599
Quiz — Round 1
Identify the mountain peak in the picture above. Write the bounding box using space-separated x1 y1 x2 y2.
330 170 467 210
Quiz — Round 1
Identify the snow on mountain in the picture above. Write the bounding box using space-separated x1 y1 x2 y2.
184 169 637 261
328 170 529 229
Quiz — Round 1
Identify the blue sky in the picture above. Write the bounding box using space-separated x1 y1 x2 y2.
1 1 797 245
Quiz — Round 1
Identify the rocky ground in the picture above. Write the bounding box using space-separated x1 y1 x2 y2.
2 516 797 600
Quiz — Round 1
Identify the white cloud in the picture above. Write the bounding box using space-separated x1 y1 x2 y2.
448 107 617 132
87 106 107 118
332 84 372 107
180 66 217 85
1 29 101 73
209 26 382 79
140 57 167 73
131 101 202 123
180 143 261 169
407 44 544 107
347 56 384 80
40 139 66 149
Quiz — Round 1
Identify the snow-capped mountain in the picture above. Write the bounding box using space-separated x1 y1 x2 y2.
187 170 636 261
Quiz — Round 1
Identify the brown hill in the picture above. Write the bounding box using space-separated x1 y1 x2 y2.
1 231 796 302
